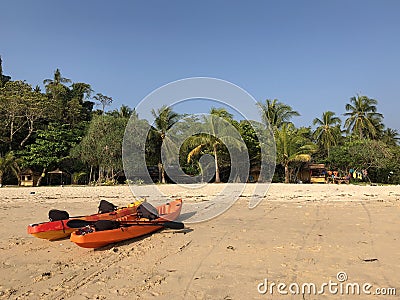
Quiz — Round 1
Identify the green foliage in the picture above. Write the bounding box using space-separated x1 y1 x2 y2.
1 56 399 185
257 99 300 130
238 120 261 164
344 95 384 139
0 151 19 185
0 80 49 149
380 128 399 147
184 108 244 183
19 123 81 171
313 111 342 157
328 140 393 181
93 93 113 114
275 124 317 183
150 105 180 183
71 115 128 182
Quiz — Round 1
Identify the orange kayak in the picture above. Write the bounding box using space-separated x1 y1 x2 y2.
27 200 143 241
70 199 182 248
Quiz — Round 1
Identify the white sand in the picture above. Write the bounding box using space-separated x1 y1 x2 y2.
0 183 399 299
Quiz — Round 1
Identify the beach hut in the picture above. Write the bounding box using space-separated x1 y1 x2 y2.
48 168 70 185
20 169 41 187
298 163 327 184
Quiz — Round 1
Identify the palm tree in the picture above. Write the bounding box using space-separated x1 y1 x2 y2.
43 68 71 86
187 107 246 183
107 105 135 118
120 105 135 118
151 105 180 183
43 69 71 119
313 111 342 157
186 108 245 183
257 99 300 130
70 82 93 102
275 124 317 183
380 128 400 146
344 95 384 139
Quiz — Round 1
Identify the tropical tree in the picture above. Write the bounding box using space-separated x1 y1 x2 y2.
0 81 48 149
186 108 244 183
151 105 180 183
313 111 342 157
93 93 113 114
72 115 128 183
107 105 135 119
43 69 71 120
328 139 393 182
275 124 317 183
344 95 384 139
380 128 400 146
43 68 71 87
257 99 300 131
0 151 18 186
19 123 81 186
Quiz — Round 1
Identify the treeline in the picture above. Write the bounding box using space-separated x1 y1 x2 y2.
0 58 399 185
0 58 134 186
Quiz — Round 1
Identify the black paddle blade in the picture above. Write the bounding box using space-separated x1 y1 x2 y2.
66 219 185 230
66 219 93 228
162 221 184 230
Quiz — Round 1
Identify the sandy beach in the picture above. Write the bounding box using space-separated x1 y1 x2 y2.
0 183 399 299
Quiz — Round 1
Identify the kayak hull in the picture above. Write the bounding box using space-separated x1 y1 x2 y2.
28 201 142 241
70 199 182 248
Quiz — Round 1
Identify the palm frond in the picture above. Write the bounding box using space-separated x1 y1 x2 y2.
187 144 204 163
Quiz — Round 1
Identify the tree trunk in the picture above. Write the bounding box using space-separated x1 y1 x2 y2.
158 163 166 183
98 167 102 184
36 168 46 186
359 126 363 139
284 164 290 183
89 165 93 184
160 163 166 183
0 171 3 186
213 143 220 183
20 119 34 148
9 119 14 150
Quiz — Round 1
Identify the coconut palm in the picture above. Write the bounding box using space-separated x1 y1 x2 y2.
344 95 384 139
275 124 317 183
186 108 243 183
313 111 342 157
107 105 135 119
43 69 72 120
151 105 180 183
43 68 71 86
43 68 71 98
380 128 400 146
257 99 300 130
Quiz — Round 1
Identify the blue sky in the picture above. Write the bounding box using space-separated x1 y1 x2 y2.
1 0 399 130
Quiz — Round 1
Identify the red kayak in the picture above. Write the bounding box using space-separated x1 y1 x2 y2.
27 200 143 240
70 199 182 248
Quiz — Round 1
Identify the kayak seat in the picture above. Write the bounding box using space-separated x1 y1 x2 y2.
94 220 120 231
137 202 159 220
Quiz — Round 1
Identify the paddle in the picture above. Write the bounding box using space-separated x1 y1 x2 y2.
66 219 184 230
